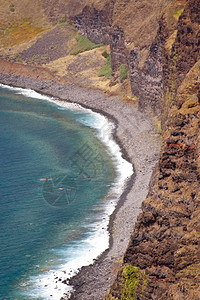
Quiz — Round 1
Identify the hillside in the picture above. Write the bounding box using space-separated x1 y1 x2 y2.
0 0 130 96
0 0 200 299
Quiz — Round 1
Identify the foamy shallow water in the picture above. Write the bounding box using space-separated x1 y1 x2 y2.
0 84 133 299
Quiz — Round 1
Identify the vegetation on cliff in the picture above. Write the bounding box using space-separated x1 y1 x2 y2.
98 54 112 79
70 34 103 55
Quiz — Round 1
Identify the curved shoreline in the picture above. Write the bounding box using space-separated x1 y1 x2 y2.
0 72 161 299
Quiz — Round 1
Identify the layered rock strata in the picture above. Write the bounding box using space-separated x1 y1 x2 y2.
105 0 200 298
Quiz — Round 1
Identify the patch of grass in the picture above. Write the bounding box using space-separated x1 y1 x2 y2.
14 52 22 62
121 264 148 299
71 27 78 32
33 54 39 60
98 55 112 79
59 17 66 23
153 116 162 133
173 8 184 20
70 34 104 55
119 64 128 82
0 20 44 48
121 265 139 299
9 3 15 12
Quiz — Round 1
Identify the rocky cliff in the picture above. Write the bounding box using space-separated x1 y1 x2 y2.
70 0 191 116
0 0 200 298
103 0 200 298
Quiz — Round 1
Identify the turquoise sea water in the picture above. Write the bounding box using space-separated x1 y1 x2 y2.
0 85 126 299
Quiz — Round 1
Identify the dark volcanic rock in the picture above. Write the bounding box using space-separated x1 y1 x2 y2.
19 25 74 65
173 0 200 88
72 4 113 44
110 25 127 72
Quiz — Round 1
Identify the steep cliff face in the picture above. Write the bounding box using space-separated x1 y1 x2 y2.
106 69 200 300
104 0 200 298
128 29 164 115
70 0 187 115
174 0 200 88
163 0 200 112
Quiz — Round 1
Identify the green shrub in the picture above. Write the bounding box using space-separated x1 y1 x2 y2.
33 54 39 60
121 265 139 299
70 34 104 55
98 55 112 79
59 17 66 23
102 51 109 58
120 264 148 299
119 64 128 82
9 3 15 12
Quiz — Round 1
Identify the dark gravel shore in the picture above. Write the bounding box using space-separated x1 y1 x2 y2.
0 73 161 300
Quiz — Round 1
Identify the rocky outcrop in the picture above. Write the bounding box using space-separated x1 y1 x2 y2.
72 2 128 72
110 25 127 72
73 3 113 44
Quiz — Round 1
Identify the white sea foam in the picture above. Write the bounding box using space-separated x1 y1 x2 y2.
0 84 133 299
26 221 110 299
0 84 51 101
